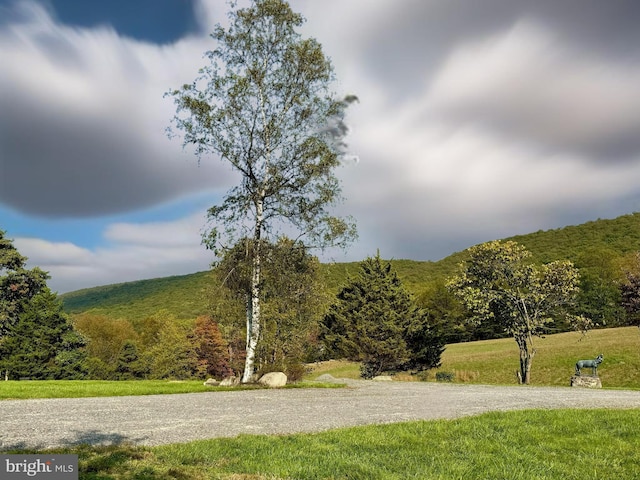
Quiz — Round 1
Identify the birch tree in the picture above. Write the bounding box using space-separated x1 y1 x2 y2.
168 0 357 382
447 241 583 384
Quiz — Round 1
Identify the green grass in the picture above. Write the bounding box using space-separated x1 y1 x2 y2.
0 380 342 400
0 380 212 399
306 326 640 388
436 326 640 388
12 409 640 479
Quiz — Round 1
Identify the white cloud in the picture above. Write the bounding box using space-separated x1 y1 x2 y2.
5 0 640 287
15 212 214 293
427 20 640 158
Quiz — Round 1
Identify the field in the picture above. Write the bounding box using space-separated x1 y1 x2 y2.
308 326 640 388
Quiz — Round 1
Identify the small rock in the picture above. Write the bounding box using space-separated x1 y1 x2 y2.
258 372 287 388
203 378 219 386
219 375 240 387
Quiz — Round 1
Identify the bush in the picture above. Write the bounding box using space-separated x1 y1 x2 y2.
435 371 454 382
360 362 380 379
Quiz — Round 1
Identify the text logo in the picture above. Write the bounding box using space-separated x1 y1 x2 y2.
0 455 78 480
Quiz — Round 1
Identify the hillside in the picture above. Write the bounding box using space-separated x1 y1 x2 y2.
61 212 640 320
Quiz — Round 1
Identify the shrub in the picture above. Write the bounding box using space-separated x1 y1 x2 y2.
435 371 454 382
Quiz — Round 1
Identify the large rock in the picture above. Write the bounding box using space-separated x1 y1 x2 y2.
258 372 287 388
219 376 240 387
571 375 602 388
203 378 219 386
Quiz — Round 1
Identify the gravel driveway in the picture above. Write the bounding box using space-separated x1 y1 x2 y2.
2 380 639 451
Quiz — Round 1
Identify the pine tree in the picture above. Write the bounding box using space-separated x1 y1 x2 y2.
0 230 86 379
0 289 86 379
321 253 444 378
115 340 147 380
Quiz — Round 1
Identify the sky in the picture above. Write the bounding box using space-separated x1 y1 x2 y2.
2 0 640 293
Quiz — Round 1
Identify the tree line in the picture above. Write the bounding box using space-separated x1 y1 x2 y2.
4 227 640 383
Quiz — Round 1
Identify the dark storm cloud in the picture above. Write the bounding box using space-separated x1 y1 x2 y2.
0 1 232 217
0 91 221 216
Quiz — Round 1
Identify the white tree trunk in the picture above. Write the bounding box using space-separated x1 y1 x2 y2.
241 198 264 383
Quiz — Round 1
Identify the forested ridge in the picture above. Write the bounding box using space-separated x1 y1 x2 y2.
5 212 639 381
61 212 640 320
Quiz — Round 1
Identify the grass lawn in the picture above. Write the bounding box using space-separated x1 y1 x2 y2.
0 380 340 400
307 326 640 388
11 409 640 479
437 326 640 388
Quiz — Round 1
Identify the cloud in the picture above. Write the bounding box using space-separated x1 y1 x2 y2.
14 211 213 293
4 0 640 289
0 0 232 217
427 20 640 160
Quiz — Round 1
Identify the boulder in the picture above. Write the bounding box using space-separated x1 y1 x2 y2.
258 371 287 388
372 375 393 382
203 378 219 386
219 375 240 387
570 375 602 388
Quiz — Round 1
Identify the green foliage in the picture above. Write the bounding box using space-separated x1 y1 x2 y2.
73 313 138 379
447 241 584 384
115 340 147 380
214 238 329 376
168 0 357 253
620 252 640 327
435 371 455 382
59 213 640 329
322 253 444 378
0 230 85 379
0 290 86 379
168 0 357 382
144 315 198 380
61 271 213 321
0 232 49 338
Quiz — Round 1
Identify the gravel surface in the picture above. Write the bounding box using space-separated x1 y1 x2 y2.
1 380 639 451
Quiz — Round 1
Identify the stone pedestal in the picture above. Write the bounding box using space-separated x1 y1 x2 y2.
570 375 602 388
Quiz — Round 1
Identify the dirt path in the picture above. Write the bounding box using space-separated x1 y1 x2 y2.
2 381 639 451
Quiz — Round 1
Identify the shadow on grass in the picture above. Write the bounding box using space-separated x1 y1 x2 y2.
1 430 147 452
1 431 177 480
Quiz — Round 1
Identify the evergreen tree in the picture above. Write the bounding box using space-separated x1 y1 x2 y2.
115 340 147 380
321 253 444 378
0 230 85 379
0 289 86 379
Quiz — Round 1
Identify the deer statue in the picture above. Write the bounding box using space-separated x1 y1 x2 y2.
575 354 603 376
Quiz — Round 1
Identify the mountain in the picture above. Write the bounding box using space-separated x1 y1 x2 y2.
61 212 640 320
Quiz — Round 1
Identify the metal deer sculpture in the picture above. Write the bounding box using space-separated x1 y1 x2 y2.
575 354 603 376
